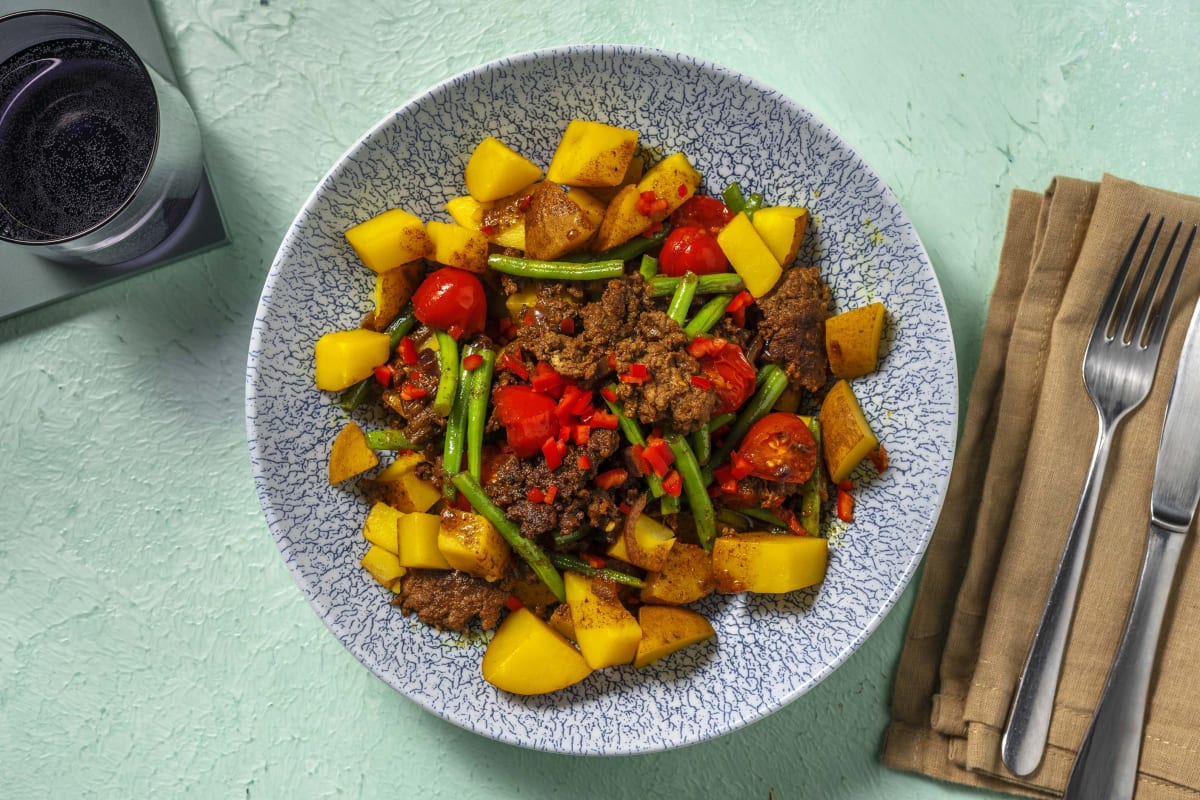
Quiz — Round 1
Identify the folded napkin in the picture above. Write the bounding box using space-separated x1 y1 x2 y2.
883 174 1200 798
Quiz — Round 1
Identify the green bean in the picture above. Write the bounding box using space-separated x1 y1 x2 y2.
551 527 592 548
744 192 763 218
465 347 496 482
708 364 789 469
450 472 565 602
547 552 645 589
741 507 790 530
639 253 659 280
709 412 736 431
432 330 459 417
660 493 680 514
602 387 664 498
715 508 753 532
798 417 822 536
336 308 417 410
560 225 669 263
487 254 624 281
666 272 699 325
682 293 733 340
364 429 419 451
441 353 474 500
688 426 711 467
665 433 716 551
722 182 747 214
648 273 744 298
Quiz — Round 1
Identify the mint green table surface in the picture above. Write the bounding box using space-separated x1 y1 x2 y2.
3 1 1198 797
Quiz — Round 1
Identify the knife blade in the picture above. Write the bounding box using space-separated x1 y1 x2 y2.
1064 223 1199 800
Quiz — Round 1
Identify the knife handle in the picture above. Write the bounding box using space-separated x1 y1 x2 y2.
1064 524 1185 800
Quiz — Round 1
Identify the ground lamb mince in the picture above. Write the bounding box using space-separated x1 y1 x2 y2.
394 569 513 632
755 266 831 392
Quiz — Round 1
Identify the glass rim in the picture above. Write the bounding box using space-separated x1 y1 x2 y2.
0 8 162 247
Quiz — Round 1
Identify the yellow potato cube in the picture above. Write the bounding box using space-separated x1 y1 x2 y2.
481 607 592 695
465 136 542 202
712 532 828 594
592 183 651 252
362 501 405 554
370 261 423 331
360 544 406 590
826 303 887 379
639 542 716 605
589 155 644 203
327 421 379 484
426 220 488 272
606 514 676 572
635 152 701 218
372 453 441 513
314 328 391 391
445 193 527 249
565 572 641 669
717 212 783 298
819 379 879 483
503 281 541 321
437 508 514 582
397 512 452 570
344 208 430 273
634 605 715 668
751 206 809 266
546 120 639 187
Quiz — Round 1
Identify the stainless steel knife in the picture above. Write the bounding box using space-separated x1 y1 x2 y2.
1065 225 1200 800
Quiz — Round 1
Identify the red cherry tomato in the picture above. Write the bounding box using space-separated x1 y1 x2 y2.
658 226 729 277
670 195 734 233
735 412 817 484
412 267 487 338
696 343 756 414
493 385 558 458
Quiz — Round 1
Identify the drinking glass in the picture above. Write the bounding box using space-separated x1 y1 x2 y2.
0 10 203 265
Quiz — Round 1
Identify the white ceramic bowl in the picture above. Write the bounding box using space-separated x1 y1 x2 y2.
246 45 957 755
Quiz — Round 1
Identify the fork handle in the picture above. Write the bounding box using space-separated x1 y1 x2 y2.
1064 524 1184 800
1001 417 1116 776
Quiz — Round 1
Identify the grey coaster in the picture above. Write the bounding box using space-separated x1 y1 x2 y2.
0 0 229 321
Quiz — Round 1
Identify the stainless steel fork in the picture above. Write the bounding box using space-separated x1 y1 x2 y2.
1001 215 1193 777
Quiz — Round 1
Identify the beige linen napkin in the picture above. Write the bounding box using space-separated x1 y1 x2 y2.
883 174 1200 798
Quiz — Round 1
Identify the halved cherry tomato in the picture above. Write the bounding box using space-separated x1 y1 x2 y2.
411 267 487 338
696 342 756 414
735 412 817 484
493 385 558 458
669 195 734 233
658 226 729 277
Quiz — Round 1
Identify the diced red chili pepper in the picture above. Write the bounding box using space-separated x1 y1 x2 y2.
629 443 651 474
618 501 632 514
837 484 855 522
400 383 428 401
545 485 559 504
607 352 617 369
869 444 889 472
690 375 712 390
480 224 498 236
636 190 668 216
726 290 755 313
526 488 546 503
677 182 688 198
504 595 524 611
531 362 565 395
619 363 649 384
577 454 591 470
572 425 591 446
662 469 683 497
517 193 533 212
560 318 576 334
583 552 606 569
398 336 419 365
373 364 394 386
588 411 619 430
600 387 617 403
462 353 484 371
542 438 563 471
729 451 754 480
522 310 535 327
497 349 529 380
447 323 465 341
642 439 675 477
594 468 628 490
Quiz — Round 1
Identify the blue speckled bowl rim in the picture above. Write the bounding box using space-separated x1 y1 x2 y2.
247 43 957 755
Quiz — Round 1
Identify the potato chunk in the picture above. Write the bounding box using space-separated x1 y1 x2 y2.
314 328 391 391
465 136 542 202
607 514 676 572
712 532 828 594
426 220 489 272
634 605 715 668
482 608 592 695
328 421 379 484
370 261 422 331
524 181 605 260
437 507 513 582
565 572 641 669
362 501 405 553
344 208 429 273
639 542 716 605
397 512 452 570
360 544 406 590
717 211 783 298
751 206 809 266
546 120 638 187
819 379 879 483
825 303 887 379
369 453 441 513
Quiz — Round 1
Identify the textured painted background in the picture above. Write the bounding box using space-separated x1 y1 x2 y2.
2 1 1198 797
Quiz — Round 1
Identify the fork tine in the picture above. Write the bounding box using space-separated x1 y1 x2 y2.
1113 216 1164 344
1130 220 1182 346
1096 213 1151 341
1143 223 1198 350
